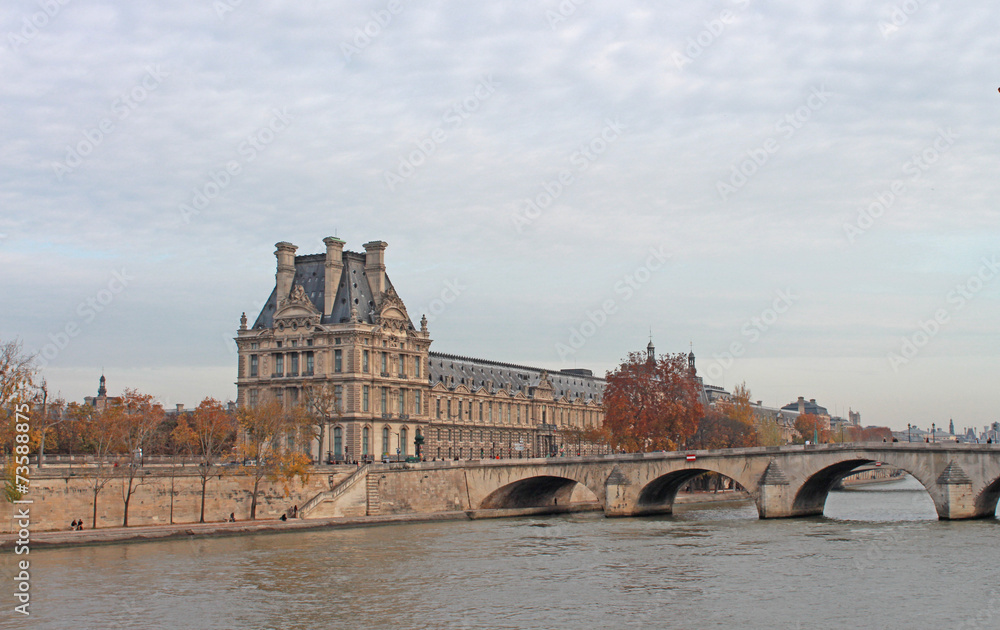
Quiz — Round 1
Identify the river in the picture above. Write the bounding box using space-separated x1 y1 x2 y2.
19 476 1000 629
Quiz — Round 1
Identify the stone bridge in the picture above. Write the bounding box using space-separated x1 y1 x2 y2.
331 443 1000 521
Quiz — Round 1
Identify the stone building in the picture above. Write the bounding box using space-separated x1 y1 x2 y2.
234 238 606 462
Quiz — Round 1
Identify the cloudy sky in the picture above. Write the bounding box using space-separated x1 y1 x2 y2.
2 1 998 432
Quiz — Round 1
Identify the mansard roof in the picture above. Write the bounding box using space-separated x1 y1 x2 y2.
251 251 406 330
428 351 604 402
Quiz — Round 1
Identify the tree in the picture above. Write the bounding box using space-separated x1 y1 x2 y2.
32 381 67 467
78 406 118 529
173 398 237 523
712 382 758 447
236 395 312 520
113 389 165 527
694 409 756 449
603 351 703 453
794 413 830 444
0 338 36 409
304 382 343 463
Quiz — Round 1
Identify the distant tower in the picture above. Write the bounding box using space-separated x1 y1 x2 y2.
97 374 107 397
688 342 696 376
646 338 655 364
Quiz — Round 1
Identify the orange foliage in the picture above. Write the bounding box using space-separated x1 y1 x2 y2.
603 351 703 452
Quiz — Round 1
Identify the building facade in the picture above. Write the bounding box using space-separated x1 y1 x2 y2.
234 238 606 462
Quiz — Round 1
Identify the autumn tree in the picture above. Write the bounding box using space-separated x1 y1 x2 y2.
78 406 118 529
173 397 237 523
237 395 312 520
693 409 756 449
32 381 68 467
113 389 165 526
794 413 830 444
711 382 758 447
603 351 703 453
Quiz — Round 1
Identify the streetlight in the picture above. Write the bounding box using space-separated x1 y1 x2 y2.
932 422 936 444
907 423 911 443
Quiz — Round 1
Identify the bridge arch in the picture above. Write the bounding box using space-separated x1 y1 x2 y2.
479 475 601 510
636 467 756 517
791 456 935 518
974 475 1000 518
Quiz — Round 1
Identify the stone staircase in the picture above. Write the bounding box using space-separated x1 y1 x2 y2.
299 464 370 518
366 473 380 516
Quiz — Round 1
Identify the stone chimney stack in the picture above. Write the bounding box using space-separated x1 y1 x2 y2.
323 236 345 315
363 240 388 296
797 396 806 414
275 241 298 303
176 403 184 413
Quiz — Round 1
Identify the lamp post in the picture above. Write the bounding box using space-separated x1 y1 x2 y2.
932 422 936 444
907 423 911 443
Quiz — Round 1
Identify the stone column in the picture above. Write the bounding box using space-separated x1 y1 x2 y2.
934 461 977 520
757 460 793 519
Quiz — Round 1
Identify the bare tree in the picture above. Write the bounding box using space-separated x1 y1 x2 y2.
0 338 36 409
304 382 343 463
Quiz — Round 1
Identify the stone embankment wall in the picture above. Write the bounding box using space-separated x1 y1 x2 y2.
4 465 356 532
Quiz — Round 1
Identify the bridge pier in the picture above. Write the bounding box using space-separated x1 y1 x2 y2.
933 463 981 520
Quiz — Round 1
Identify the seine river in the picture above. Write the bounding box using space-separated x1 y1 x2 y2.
22 477 1000 629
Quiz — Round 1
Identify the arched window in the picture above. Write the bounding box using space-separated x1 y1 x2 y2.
382 426 390 455
333 426 343 460
400 427 408 456
362 427 370 457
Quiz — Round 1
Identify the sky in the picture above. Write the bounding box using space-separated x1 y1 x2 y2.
2 1 998 432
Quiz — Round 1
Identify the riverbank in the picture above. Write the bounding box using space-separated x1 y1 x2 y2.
0 492 752 550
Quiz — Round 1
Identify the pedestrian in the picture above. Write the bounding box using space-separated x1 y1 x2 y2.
229 512 236 522
291 505 298 518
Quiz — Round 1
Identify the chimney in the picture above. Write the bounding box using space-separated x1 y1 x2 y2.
323 237 345 315
797 396 805 414
176 403 184 413
363 240 387 296
275 241 298 303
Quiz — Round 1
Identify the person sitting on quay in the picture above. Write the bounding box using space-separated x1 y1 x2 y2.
70 520 77 530
76 519 84 531
229 512 236 522
280 513 287 521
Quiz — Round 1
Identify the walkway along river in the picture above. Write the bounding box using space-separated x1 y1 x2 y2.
17 476 1000 630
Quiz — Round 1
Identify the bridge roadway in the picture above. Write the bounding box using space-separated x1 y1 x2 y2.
354 443 1000 521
